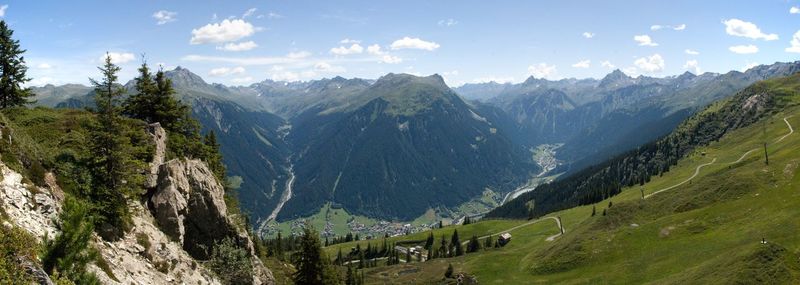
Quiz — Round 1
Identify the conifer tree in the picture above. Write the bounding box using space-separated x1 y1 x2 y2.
467 235 481 253
293 224 340 284
445 263 454 278
87 54 141 240
451 229 463 256
42 198 100 284
0 20 34 109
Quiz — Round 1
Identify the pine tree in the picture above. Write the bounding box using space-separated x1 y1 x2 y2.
42 198 100 284
293 224 339 284
0 20 34 109
450 229 463 256
405 249 411 263
591 205 596 217
467 235 481 253
87 54 142 240
275 231 284 261
438 235 448 258
484 235 493 248
445 263 454 279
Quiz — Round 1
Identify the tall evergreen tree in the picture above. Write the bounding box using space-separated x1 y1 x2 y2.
293 224 340 285
87 54 142 240
467 235 481 253
204 130 226 180
450 229 463 256
0 20 34 109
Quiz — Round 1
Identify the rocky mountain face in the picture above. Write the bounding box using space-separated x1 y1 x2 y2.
0 123 274 285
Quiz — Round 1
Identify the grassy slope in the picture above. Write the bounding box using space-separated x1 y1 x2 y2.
338 78 800 284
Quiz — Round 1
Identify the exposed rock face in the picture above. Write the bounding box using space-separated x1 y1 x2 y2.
90 202 220 285
146 122 167 189
0 163 60 239
146 124 274 284
151 159 237 257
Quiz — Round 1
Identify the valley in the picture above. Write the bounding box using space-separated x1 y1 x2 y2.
323 74 800 284
4 2 800 284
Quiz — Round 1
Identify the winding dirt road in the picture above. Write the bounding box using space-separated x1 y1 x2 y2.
645 116 794 199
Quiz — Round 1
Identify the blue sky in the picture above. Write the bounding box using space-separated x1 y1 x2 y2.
2 0 799 87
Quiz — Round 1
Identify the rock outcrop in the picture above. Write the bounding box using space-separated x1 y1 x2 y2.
0 163 60 239
146 124 274 285
146 123 167 189
151 158 238 257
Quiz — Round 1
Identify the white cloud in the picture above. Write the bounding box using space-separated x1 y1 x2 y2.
438 18 458 26
786 31 800 53
243 8 257 19
267 12 283 19
684 49 700 55
527 63 557 79
601 61 615 69
367 44 383 55
340 38 361 44
231 76 254 84
683 60 700 74
633 54 665 73
152 10 177 25
29 77 57 86
582 32 595 38
286 51 311 59
572 60 590 68
729 44 759 54
380 55 403 64
190 19 256 44
390 37 440 51
209 66 246 77
791 7 800 14
314 61 346 73
634 35 658 46
271 71 299 81
330 44 364 55
182 52 304 66
723 19 778 41
741 62 759 72
653 24 686 31
0 5 7 17
217 41 258 51
101 52 135 64
36 63 53 69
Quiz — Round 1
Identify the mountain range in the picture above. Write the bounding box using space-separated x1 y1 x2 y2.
31 61 800 228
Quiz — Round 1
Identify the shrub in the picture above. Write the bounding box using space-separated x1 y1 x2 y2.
208 237 254 285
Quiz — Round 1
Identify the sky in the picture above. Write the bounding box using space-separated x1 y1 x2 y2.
2 0 799 87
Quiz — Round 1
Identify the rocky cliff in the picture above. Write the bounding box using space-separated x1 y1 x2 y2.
0 122 274 285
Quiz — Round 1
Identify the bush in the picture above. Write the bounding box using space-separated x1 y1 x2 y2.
0 223 37 283
41 197 100 285
208 237 254 285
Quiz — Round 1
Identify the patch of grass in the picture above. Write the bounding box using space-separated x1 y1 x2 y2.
94 254 120 282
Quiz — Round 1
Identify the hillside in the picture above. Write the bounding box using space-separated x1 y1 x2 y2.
323 73 800 284
283 73 535 220
0 107 276 284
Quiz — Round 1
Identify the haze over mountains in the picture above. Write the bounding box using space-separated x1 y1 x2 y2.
32 61 800 228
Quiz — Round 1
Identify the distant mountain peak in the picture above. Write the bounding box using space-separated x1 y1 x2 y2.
599 69 634 88
166 66 208 88
677 71 696 81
